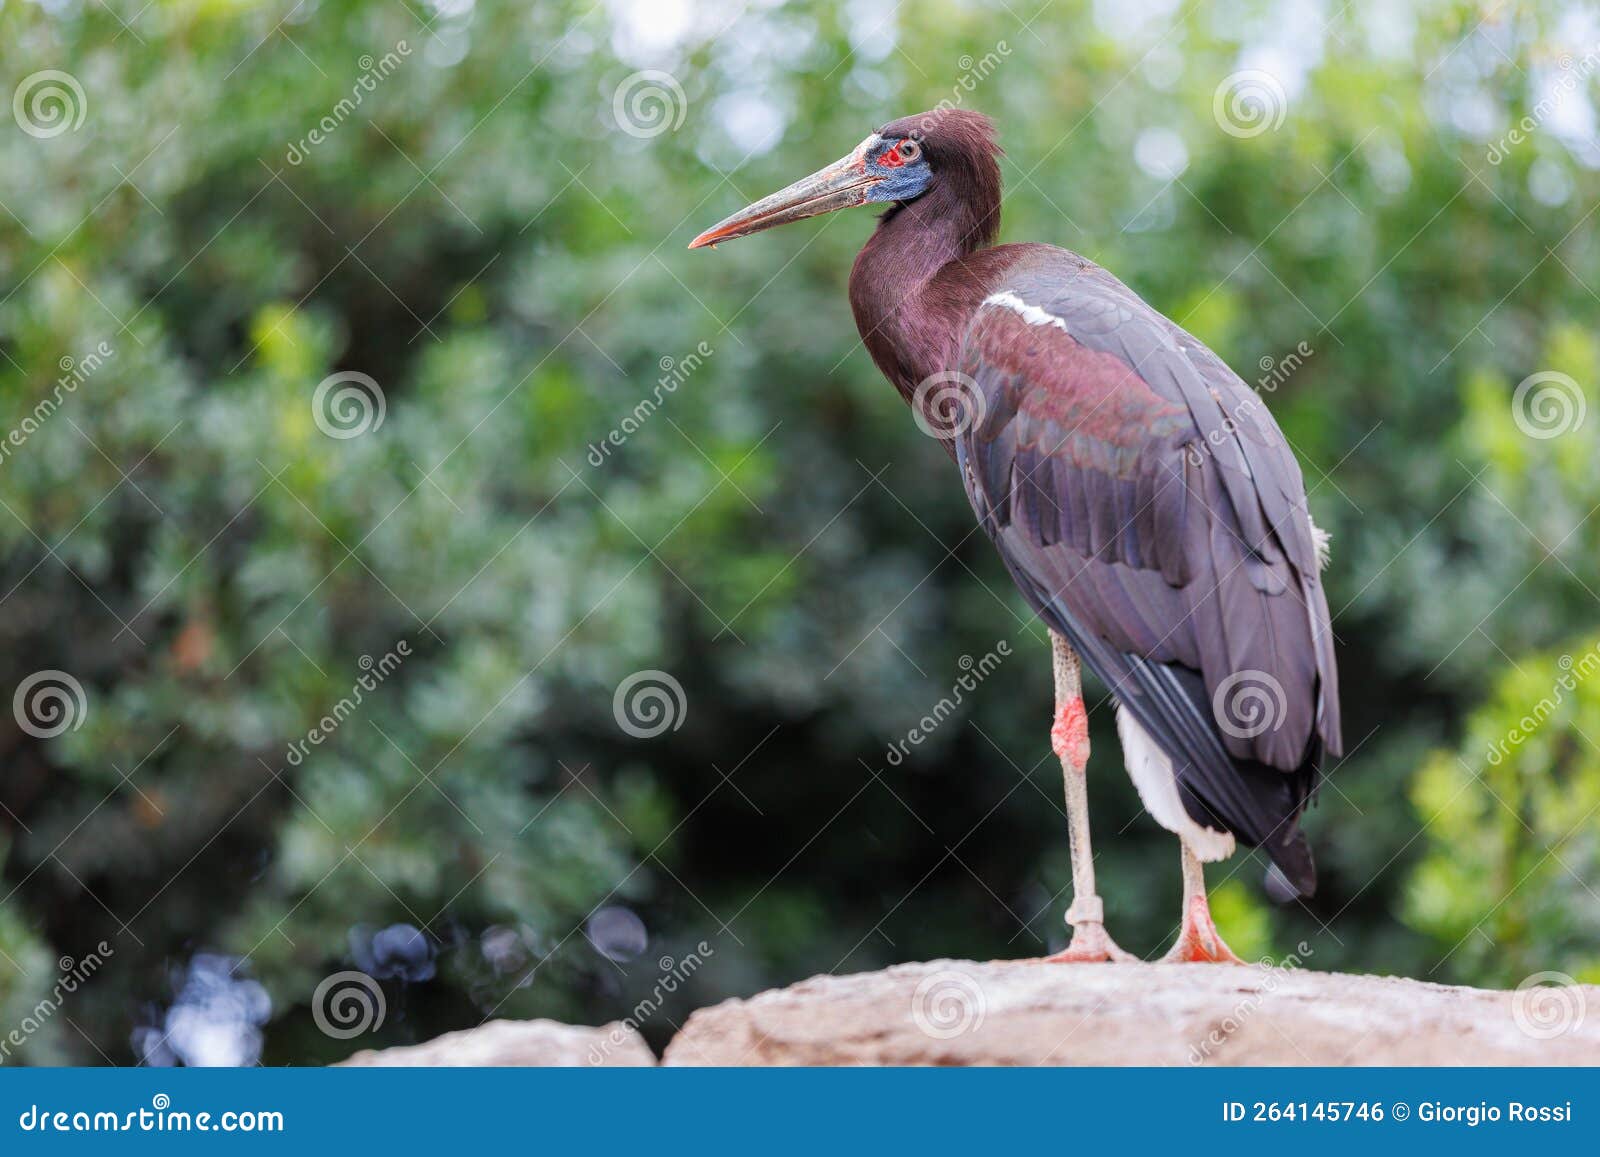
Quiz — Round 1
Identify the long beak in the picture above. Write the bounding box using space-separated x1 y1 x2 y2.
688 141 881 249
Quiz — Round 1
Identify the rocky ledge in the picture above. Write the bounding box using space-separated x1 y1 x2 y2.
340 960 1600 1066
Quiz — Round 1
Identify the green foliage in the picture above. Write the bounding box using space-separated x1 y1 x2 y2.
0 0 1597 1063
1407 640 1600 987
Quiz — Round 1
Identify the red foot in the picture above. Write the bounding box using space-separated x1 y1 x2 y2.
1051 697 1090 771
1163 894 1244 964
1035 922 1136 964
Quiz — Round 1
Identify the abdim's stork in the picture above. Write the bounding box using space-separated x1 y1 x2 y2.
690 112 1341 963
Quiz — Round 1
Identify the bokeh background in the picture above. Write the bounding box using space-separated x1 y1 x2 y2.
2 0 1599 1066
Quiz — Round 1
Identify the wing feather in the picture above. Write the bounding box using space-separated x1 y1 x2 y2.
956 249 1339 894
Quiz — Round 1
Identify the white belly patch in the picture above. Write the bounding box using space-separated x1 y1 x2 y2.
1115 705 1235 862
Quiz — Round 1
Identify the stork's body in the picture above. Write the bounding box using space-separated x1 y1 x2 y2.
691 112 1342 962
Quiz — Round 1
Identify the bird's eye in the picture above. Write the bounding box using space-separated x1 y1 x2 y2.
900 140 922 161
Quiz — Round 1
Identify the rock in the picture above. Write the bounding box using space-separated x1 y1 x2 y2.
662 959 1600 1066
338 1018 654 1067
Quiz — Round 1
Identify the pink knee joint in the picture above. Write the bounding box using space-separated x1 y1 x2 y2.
1052 697 1090 770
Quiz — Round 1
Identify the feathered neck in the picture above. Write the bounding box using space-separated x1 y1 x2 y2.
846 135 1002 400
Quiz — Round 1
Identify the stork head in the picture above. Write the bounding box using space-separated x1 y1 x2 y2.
688 110 998 249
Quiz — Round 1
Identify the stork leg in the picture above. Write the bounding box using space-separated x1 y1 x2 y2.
1042 631 1134 964
1162 838 1244 964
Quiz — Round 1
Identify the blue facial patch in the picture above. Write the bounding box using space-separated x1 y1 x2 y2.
865 138 933 203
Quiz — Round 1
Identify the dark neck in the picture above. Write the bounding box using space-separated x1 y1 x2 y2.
847 179 1000 400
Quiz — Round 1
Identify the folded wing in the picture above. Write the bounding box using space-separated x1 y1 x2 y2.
952 249 1340 893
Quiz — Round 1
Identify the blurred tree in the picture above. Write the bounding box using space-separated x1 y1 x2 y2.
0 0 1596 1063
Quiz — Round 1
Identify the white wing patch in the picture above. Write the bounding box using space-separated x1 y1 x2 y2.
1116 706 1235 862
982 290 1072 332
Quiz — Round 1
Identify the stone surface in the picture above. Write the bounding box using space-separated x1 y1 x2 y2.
662 959 1600 1066
338 1018 655 1067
